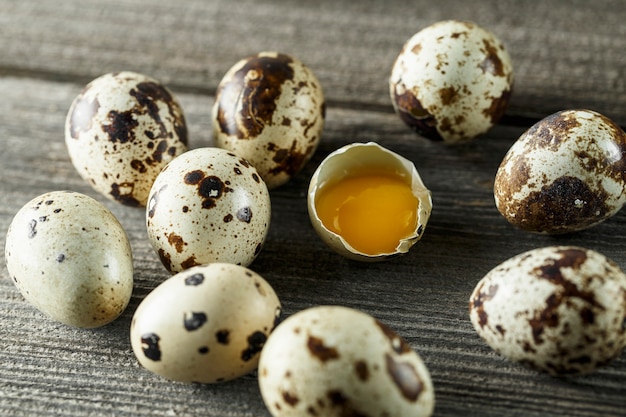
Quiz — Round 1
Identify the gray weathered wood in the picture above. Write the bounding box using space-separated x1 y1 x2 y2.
1 0 626 416
0 0 625 124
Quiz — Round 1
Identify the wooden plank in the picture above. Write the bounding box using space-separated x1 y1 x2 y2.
0 0 625 124
1 75 626 416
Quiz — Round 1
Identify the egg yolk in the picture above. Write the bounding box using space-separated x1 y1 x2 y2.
315 172 419 255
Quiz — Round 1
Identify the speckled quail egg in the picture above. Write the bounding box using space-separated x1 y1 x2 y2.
130 263 281 383
307 142 431 261
390 20 513 143
4 191 133 328
146 147 271 273
258 305 435 417
212 51 325 189
469 246 626 375
65 71 188 207
494 109 626 234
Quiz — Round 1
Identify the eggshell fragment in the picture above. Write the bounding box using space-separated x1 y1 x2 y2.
390 20 513 143
65 71 188 207
469 246 626 375
212 51 325 189
258 305 434 417
4 191 133 328
146 147 271 273
494 109 626 234
130 263 281 383
307 142 431 261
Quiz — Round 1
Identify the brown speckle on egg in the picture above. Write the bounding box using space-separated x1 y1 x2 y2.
184 273 204 286
354 360 370 381
216 329 230 345
307 335 339 362
241 331 268 361
141 333 162 361
167 232 186 253
183 312 208 331
282 391 300 407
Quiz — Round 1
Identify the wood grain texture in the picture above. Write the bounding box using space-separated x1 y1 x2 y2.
0 0 625 416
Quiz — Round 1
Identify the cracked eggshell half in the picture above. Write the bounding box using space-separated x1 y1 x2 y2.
258 305 435 417
146 147 271 273
390 20 513 143
130 263 282 383
494 109 626 234
212 51 325 189
469 246 626 376
307 142 432 262
65 71 188 207
4 191 133 328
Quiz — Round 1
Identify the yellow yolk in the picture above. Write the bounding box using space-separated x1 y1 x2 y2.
315 173 419 255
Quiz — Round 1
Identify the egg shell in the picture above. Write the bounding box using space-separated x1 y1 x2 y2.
307 142 432 261
146 147 271 273
389 20 513 143
258 305 435 417
469 246 626 375
4 191 133 328
65 71 188 207
212 51 325 189
494 109 626 234
130 263 281 383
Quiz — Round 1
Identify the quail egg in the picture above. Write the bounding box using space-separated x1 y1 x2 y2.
307 142 431 261
390 20 513 143
469 246 626 375
212 51 325 189
130 263 281 383
494 109 626 234
146 147 271 273
258 305 435 417
4 191 133 328
65 71 188 207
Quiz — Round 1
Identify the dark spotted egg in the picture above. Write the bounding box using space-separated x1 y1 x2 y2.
146 147 271 273
390 20 513 143
130 263 281 383
258 305 435 417
469 246 626 376
4 191 133 328
494 109 626 234
212 51 325 189
65 71 188 207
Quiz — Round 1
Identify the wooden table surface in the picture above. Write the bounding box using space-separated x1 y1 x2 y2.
1 0 625 416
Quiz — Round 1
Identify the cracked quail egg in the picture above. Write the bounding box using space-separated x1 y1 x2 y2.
307 142 431 261
390 20 513 143
212 51 325 189
65 71 188 207
130 263 281 383
146 147 271 273
494 109 626 234
469 246 626 375
4 191 133 328
258 305 435 417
